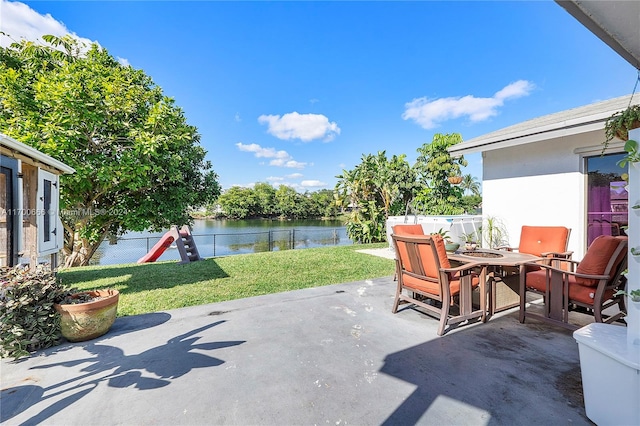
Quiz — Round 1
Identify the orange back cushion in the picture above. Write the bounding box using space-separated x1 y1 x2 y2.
393 224 424 236
575 235 625 286
394 234 450 279
519 226 569 256
425 234 451 276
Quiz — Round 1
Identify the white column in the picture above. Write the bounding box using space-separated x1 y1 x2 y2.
627 128 639 346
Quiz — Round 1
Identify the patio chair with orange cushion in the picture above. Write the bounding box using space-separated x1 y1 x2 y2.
391 233 484 336
500 225 573 260
519 235 628 330
489 226 573 313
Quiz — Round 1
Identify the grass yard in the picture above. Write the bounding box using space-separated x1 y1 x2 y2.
57 243 394 316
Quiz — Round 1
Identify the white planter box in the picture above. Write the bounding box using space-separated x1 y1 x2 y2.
573 323 640 426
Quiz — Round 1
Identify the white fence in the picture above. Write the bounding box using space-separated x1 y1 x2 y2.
386 215 483 250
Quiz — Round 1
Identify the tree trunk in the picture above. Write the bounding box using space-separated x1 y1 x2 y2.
63 234 106 268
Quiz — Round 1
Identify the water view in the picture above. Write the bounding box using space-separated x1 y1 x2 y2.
91 218 350 265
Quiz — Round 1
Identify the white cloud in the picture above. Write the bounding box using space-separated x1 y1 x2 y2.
258 112 341 142
235 142 307 169
236 142 289 159
234 113 241 122
0 0 95 48
286 173 303 179
117 57 130 67
269 159 307 169
301 180 327 188
266 176 284 182
402 80 535 129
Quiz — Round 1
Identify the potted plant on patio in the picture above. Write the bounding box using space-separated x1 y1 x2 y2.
460 231 478 251
433 228 459 252
54 288 120 343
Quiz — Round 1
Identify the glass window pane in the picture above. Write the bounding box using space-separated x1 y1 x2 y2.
43 179 51 242
586 153 627 246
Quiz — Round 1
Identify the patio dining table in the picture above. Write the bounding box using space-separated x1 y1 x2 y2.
448 249 541 317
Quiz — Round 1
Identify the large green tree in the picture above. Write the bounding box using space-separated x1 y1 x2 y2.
0 35 220 266
335 151 416 243
217 186 260 219
413 133 467 215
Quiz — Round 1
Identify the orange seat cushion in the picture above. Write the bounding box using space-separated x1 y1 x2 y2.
523 269 550 293
402 271 479 297
575 235 623 286
525 270 615 305
569 282 615 305
519 226 569 256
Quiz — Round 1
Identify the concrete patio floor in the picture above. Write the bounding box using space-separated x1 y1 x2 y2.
1 274 605 425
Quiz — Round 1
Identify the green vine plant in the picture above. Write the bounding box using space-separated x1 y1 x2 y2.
615 288 640 303
617 139 640 168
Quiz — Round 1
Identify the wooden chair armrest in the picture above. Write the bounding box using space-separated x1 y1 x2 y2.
525 257 579 267
442 262 483 274
524 261 609 280
495 245 514 251
540 250 573 259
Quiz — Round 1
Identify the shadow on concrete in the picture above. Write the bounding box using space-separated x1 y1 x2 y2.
379 313 588 425
107 311 172 338
0 320 244 424
57 258 230 294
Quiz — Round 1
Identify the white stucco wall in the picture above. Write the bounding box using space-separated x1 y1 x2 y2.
481 130 620 259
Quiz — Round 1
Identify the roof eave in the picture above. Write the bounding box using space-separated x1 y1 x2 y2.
1 133 75 174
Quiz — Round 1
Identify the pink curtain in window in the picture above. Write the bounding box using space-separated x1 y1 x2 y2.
587 186 611 246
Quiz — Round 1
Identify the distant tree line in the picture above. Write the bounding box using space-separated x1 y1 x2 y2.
209 183 341 220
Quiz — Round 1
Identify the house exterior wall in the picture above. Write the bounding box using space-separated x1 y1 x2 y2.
481 130 616 259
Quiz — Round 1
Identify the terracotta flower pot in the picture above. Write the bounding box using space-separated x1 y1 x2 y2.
54 289 119 342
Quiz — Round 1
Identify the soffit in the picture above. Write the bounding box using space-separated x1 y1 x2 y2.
450 95 640 156
555 0 640 70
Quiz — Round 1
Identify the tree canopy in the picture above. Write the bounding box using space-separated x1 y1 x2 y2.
335 151 417 243
0 35 220 266
413 133 467 215
336 134 480 243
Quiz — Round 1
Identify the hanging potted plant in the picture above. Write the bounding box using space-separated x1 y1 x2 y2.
604 104 640 145
54 288 120 343
447 175 463 185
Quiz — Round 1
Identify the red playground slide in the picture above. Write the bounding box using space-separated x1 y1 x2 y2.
137 231 176 263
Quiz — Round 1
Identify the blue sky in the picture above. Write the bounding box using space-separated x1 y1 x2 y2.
1 0 638 192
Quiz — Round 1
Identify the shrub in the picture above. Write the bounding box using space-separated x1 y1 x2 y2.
0 265 68 359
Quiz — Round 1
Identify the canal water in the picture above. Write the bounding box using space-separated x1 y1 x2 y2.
91 218 350 265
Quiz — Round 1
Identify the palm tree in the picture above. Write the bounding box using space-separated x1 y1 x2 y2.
461 174 481 196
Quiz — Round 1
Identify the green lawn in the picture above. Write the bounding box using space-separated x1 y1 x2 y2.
57 243 395 316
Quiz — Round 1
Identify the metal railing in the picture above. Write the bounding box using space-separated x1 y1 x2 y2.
91 227 351 266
